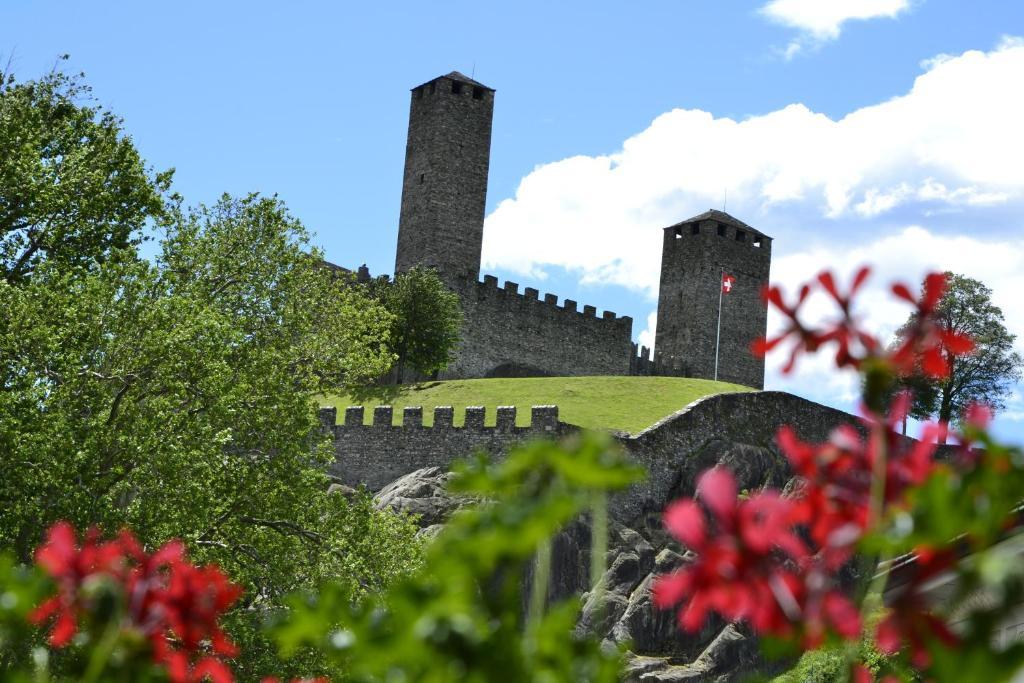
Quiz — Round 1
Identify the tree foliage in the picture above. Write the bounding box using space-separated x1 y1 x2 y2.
0 189 418 676
370 267 462 383
0 59 171 284
893 272 1023 426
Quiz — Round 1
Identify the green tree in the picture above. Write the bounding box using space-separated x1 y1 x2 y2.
893 272 1023 431
0 60 170 284
371 266 462 383
0 193 417 678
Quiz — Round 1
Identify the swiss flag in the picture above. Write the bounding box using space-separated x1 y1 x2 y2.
722 273 736 294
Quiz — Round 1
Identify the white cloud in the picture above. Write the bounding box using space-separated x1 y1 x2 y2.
482 39 1024 430
482 39 1024 296
760 0 911 56
1004 391 1024 423
637 311 657 351
760 0 910 40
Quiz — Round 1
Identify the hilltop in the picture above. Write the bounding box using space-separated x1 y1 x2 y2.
322 375 753 435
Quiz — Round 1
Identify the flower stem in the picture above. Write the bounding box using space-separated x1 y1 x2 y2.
82 617 123 683
589 491 608 624
528 537 552 629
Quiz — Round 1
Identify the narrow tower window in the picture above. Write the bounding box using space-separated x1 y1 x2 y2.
717 224 727 237
429 82 436 94
451 81 463 94
419 173 425 184
472 86 484 100
690 223 700 235
736 229 746 242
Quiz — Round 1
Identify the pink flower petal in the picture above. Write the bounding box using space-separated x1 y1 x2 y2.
697 467 736 523
663 499 706 548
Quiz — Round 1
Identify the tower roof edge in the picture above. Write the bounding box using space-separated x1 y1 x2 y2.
411 71 495 92
665 209 772 239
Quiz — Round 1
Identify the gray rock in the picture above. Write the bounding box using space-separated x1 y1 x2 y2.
416 524 446 541
350 391 873 682
631 624 765 682
372 467 470 527
327 482 359 499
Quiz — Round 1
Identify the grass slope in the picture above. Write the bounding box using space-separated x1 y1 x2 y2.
323 376 753 435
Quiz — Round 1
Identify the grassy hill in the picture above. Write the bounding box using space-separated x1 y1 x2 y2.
322 376 753 435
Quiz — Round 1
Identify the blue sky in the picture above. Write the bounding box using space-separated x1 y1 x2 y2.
4 0 1024 439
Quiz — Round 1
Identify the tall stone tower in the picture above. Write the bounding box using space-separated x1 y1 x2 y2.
394 72 495 286
654 210 772 389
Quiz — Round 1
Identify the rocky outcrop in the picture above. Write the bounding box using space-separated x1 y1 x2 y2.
366 444 798 681
355 393 865 681
372 467 476 537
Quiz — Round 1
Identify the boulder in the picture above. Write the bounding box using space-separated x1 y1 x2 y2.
373 467 471 527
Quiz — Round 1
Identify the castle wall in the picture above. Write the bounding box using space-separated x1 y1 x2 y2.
395 74 494 287
320 404 569 490
655 213 771 389
441 275 634 379
321 391 860 521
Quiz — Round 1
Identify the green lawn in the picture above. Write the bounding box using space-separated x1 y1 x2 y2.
322 376 753 435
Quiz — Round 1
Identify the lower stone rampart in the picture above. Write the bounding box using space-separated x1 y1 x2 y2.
322 391 860 516
614 390 857 522
322 404 570 490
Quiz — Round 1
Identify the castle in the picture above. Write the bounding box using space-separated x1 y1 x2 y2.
371 71 772 389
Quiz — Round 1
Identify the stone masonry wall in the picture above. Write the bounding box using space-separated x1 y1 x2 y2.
655 211 771 389
322 391 859 520
394 73 494 287
320 404 570 490
440 274 634 379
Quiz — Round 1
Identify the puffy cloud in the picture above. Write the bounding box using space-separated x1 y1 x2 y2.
482 39 1024 298
760 0 910 39
637 311 657 351
760 0 911 57
482 39 1024 431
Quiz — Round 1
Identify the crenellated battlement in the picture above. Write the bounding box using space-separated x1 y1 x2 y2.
628 342 689 377
330 74 774 389
443 273 635 378
664 209 772 256
324 392 875 516
322 402 571 489
462 274 632 328
318 405 560 432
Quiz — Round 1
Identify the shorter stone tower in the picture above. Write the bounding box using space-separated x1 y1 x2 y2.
654 210 771 389
394 72 495 287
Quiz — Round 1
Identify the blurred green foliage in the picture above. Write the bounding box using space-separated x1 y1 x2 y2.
271 432 645 682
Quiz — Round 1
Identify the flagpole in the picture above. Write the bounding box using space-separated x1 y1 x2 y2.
714 268 723 381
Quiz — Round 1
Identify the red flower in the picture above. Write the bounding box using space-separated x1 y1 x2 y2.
754 267 879 374
890 273 974 379
28 523 242 682
755 269 974 382
778 403 939 554
850 664 900 683
653 468 814 637
28 522 131 646
157 562 243 657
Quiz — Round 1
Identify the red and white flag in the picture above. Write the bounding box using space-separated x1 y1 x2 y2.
721 273 736 294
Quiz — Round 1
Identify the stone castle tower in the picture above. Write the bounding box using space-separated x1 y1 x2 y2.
394 72 495 286
382 72 771 388
654 210 771 389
